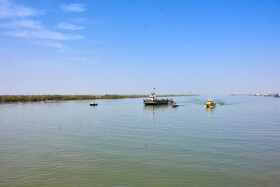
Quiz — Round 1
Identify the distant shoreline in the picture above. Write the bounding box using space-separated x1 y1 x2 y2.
0 94 199 103
229 94 255 96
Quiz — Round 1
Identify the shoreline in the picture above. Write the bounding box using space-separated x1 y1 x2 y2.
0 94 199 103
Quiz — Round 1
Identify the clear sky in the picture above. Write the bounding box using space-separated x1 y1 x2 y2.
0 0 279 95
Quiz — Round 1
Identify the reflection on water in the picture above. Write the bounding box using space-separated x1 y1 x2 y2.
143 105 172 119
205 106 215 117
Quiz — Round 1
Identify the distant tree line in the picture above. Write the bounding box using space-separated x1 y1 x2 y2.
0 95 145 102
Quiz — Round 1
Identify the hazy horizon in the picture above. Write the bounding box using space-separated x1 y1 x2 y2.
0 0 279 95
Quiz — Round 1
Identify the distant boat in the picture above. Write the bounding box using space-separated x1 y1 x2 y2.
90 102 98 106
143 87 173 105
172 103 179 107
205 99 216 108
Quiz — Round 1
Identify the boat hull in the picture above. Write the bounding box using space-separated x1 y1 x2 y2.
144 101 168 105
205 103 216 107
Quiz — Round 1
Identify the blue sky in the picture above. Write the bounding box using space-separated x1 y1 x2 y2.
0 0 279 95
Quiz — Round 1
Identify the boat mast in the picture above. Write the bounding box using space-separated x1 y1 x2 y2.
149 86 157 100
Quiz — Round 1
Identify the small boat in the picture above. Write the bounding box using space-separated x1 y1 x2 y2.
205 99 216 108
90 102 98 106
143 87 173 105
172 103 179 107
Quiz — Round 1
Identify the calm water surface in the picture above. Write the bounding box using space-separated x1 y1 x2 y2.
0 96 280 186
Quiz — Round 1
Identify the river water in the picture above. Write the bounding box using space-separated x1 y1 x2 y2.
0 96 280 186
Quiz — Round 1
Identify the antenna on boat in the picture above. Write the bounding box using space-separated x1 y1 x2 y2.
149 86 156 100
152 86 155 94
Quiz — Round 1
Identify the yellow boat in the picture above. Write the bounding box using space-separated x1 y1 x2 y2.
205 99 216 107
